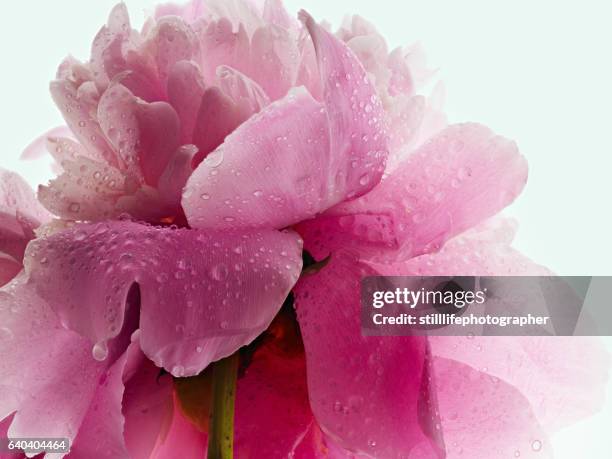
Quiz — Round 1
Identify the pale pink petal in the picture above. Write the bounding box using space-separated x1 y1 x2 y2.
157 145 198 209
300 11 389 194
183 88 331 229
50 79 118 167
37 156 126 221
46 136 95 166
293 252 443 457
144 17 200 90
298 123 527 262
434 357 552 459
249 24 300 100
90 3 133 86
374 219 610 432
216 65 270 116
263 0 293 29
0 278 107 451
20 126 71 161
97 83 180 186
24 221 303 376
167 61 206 144
198 19 250 86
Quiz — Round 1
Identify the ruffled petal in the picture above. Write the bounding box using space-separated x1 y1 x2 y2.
24 221 303 376
298 123 527 262
20 126 71 161
0 253 21 288
293 252 444 457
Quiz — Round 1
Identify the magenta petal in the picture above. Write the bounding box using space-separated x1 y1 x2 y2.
183 88 331 229
25 221 303 376
299 123 527 261
293 252 443 457
300 11 389 194
234 332 312 456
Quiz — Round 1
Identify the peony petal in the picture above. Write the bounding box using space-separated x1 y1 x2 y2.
191 86 253 166
0 253 21 288
167 60 206 144
50 79 118 167
97 83 181 186
434 357 552 458
215 65 270 116
234 308 313 457
0 169 51 261
149 392 207 459
184 88 336 229
293 252 444 457
249 24 300 100
24 221 303 376
118 336 174 459
0 278 110 454
373 219 610 432
298 123 527 262
198 19 250 86
300 11 389 195
20 126 71 161
263 0 293 29
145 16 200 89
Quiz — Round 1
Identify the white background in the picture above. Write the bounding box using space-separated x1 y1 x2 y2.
0 1 610 457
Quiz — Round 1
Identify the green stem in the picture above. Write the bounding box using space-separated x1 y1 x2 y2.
207 353 239 459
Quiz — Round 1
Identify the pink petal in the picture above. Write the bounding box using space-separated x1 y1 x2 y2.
298 123 527 262
184 88 332 229
24 221 303 376
300 11 389 194
150 393 207 459
191 86 254 167
293 252 444 457
434 357 552 458
0 253 21 287
145 17 201 90
97 83 181 186
0 278 109 450
0 168 51 261
263 0 293 29
118 337 174 459
20 126 71 161
374 219 610 432
198 19 250 86
50 79 118 167
249 24 300 100
167 60 206 144
216 65 270 116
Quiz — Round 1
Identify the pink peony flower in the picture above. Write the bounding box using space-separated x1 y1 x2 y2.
1 1 609 458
